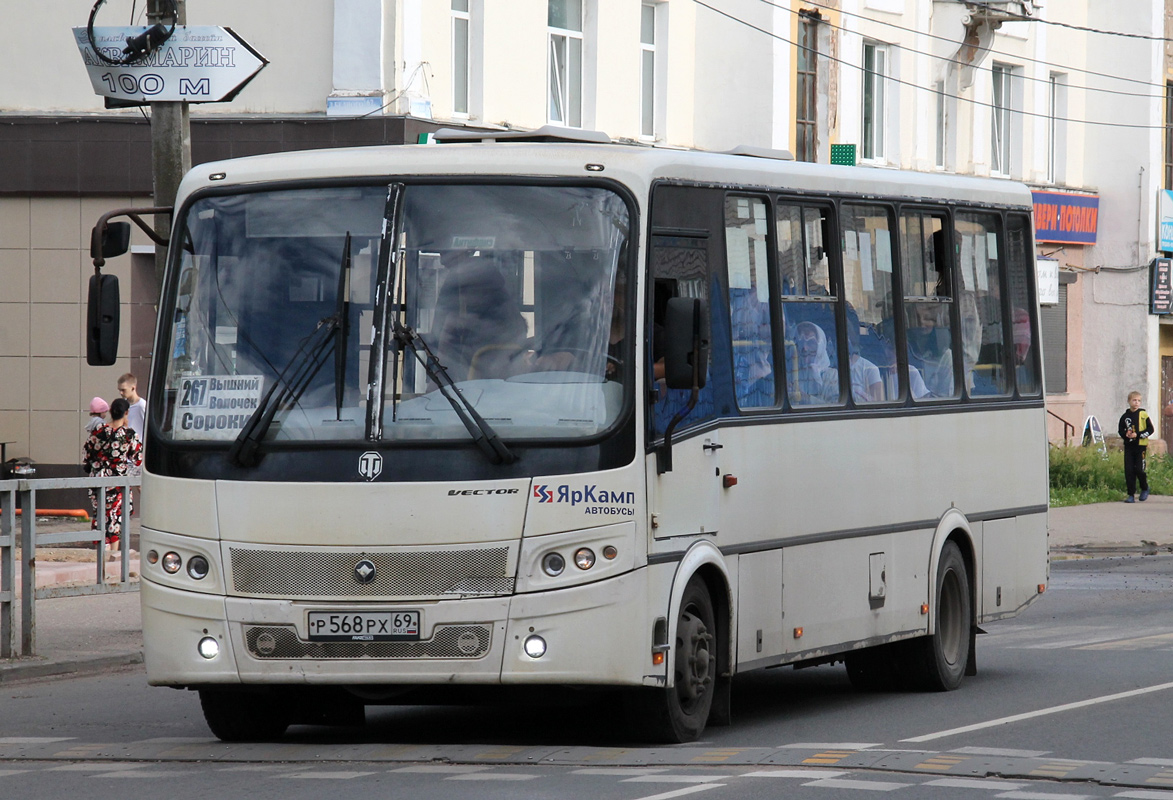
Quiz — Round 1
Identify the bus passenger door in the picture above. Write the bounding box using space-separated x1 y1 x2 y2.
645 221 722 540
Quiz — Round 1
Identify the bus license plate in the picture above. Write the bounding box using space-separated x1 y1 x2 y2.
307 611 420 642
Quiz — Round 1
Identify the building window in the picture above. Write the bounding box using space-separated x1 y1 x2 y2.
862 42 886 161
548 0 583 127
640 3 656 139
795 13 819 162
1048 73 1067 184
1166 81 1173 189
991 63 1015 176
452 0 470 115
935 80 946 169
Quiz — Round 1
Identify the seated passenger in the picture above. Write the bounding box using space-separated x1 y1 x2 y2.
906 303 955 398
790 321 837 405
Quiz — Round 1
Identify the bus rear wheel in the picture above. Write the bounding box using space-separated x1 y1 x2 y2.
908 541 971 691
199 688 290 742
632 577 717 743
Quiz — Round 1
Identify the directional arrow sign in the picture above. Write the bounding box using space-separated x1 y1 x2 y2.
73 25 267 104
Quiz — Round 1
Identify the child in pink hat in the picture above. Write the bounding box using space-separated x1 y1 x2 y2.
86 396 110 434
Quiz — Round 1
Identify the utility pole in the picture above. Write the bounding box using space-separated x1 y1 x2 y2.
149 0 190 283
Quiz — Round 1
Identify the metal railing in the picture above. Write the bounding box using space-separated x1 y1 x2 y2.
1 475 141 659
1047 408 1076 445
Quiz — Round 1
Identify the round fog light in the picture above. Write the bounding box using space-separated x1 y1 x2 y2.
197 636 219 659
602 545 618 560
162 551 182 574
187 555 210 580
541 552 565 576
573 547 596 570
523 635 547 659
147 550 158 565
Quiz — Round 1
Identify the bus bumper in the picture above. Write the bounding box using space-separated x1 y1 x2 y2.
141 569 652 687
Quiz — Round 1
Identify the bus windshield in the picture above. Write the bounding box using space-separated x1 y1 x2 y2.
159 183 632 448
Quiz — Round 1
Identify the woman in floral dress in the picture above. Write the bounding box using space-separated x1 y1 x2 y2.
82 397 143 553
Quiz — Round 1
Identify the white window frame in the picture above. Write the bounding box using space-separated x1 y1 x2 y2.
640 3 657 140
451 0 470 117
934 80 947 169
1048 72 1067 185
548 0 584 128
991 63 1017 177
862 41 887 162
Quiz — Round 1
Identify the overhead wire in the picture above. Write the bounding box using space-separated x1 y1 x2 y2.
783 0 1170 95
966 0 1173 43
692 0 1171 132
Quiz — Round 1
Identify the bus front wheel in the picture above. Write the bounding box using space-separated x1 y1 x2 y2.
909 541 972 691
632 577 718 743
199 688 290 742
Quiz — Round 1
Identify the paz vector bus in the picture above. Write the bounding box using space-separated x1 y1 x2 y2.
87 127 1048 743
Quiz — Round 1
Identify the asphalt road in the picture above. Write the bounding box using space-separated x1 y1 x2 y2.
2 554 1173 799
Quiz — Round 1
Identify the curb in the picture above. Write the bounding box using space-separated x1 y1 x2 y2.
0 651 144 684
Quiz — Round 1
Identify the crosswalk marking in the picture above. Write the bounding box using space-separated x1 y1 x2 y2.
626 786 724 800
803 777 911 791
622 775 730 784
924 778 1027 790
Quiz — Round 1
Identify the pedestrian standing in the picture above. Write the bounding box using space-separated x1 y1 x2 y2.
1118 390 1155 503
117 373 147 438
85 396 109 434
82 398 143 555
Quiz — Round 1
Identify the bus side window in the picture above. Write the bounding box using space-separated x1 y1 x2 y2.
724 195 776 409
955 212 1010 398
840 203 897 404
900 212 958 400
1006 213 1041 396
649 235 715 435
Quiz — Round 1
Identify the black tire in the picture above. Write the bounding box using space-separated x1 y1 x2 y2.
631 577 718 743
199 688 290 742
908 541 972 691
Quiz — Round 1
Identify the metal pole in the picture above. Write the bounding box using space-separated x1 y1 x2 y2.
19 486 35 656
149 0 189 284
1 486 14 658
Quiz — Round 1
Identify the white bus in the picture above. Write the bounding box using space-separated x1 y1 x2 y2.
88 128 1049 743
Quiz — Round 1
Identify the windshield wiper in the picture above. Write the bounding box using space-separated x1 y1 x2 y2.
392 321 517 465
333 232 352 422
229 315 338 468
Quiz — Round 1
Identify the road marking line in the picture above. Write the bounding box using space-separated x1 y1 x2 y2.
781 742 881 749
622 775 730 783
573 768 671 776
924 779 1026 790
1115 791 1173 799
49 763 148 772
281 771 377 780
743 770 848 779
444 773 541 781
994 792 1094 800
802 778 910 791
950 747 1050 758
626 785 724 800
390 765 490 774
0 737 74 744
1131 760 1173 767
901 681 1173 743
0 770 31 777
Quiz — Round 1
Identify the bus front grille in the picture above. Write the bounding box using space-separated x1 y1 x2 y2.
244 625 492 659
229 547 513 598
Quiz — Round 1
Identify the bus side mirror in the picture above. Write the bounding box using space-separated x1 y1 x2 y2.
86 273 120 366
663 297 708 391
91 220 131 263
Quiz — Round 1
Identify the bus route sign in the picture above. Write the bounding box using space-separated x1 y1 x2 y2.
72 26 268 104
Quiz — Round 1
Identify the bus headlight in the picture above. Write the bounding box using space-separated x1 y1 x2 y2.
541 552 565 576
186 555 210 580
198 637 220 659
523 635 547 659
162 552 182 574
573 548 596 570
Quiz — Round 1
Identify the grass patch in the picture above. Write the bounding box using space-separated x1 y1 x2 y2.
1049 445 1173 507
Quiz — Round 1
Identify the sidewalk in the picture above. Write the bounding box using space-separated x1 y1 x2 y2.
2 500 1171 683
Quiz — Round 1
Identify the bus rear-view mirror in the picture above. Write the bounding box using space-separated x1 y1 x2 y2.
86 273 120 366
663 297 708 391
91 220 132 261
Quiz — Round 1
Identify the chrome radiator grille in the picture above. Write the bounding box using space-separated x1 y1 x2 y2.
244 625 492 659
229 547 513 598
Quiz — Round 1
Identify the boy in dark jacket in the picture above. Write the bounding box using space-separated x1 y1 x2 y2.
1119 391 1155 502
